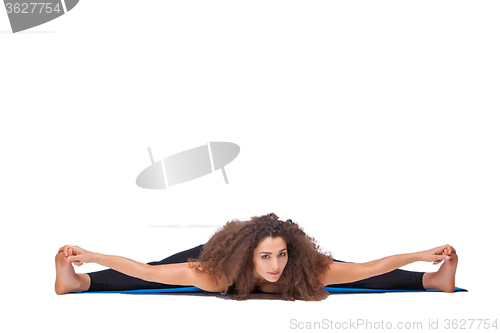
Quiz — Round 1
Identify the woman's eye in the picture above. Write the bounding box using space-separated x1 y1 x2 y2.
261 252 286 259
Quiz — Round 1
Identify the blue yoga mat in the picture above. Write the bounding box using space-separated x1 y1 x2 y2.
324 286 467 293
85 286 467 294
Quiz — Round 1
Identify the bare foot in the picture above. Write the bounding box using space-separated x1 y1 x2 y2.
423 252 458 293
55 251 90 295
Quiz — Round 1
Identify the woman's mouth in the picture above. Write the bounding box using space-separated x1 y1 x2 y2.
268 271 280 276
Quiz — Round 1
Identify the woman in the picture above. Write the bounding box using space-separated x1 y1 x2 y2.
55 213 458 301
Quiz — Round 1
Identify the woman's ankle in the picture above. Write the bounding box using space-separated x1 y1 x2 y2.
422 272 436 290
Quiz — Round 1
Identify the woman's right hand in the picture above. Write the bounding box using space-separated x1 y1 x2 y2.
419 244 456 265
58 245 95 266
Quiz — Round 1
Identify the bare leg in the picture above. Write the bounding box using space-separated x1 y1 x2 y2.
422 252 458 293
55 251 91 295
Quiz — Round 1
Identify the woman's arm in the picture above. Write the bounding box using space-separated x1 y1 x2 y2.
61 245 226 292
319 244 456 286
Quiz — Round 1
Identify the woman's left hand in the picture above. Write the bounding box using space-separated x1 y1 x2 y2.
420 245 456 265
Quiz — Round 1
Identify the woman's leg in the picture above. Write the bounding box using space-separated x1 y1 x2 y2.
55 244 205 294
327 259 425 290
86 244 205 292
327 252 458 292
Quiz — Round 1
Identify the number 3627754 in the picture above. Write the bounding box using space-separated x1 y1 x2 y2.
5 3 63 14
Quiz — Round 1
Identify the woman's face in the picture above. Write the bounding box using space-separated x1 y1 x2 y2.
252 236 288 283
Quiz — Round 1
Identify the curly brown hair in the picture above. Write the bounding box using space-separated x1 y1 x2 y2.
189 213 334 301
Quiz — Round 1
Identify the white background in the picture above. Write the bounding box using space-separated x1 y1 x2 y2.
1 1 499 332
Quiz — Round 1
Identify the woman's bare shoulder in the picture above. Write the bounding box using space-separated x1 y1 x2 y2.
186 262 228 292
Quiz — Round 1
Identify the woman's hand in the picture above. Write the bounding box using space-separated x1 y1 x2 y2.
58 245 95 266
419 245 456 265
